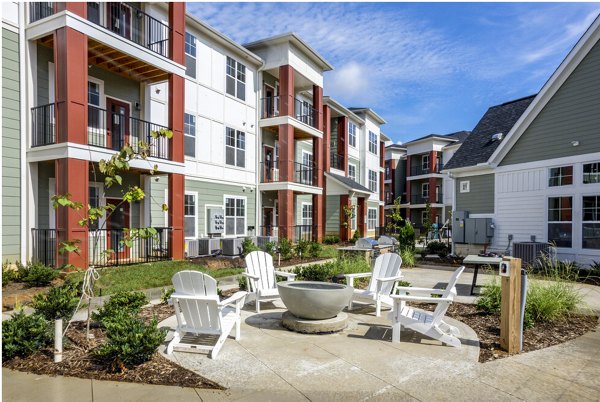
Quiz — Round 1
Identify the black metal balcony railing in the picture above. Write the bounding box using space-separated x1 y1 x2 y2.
31 227 171 268
31 103 56 147
88 3 171 58
411 193 443 204
259 161 316 186
260 96 280 119
260 95 321 130
410 163 443 176
30 2 55 23
294 98 317 128
330 153 345 170
293 225 314 243
87 105 170 159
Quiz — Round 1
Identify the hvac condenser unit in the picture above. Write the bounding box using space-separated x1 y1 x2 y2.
185 239 199 258
513 242 552 268
222 238 244 256
198 238 221 256
256 236 278 249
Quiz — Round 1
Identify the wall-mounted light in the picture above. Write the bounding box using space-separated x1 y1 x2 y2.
571 140 579 147
155 88 161 94
135 102 141 111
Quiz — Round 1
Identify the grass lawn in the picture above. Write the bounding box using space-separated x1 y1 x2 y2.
319 244 338 259
71 260 243 295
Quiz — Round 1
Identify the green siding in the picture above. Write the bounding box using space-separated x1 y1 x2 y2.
501 41 600 166
89 66 141 118
455 174 495 214
325 195 340 235
37 164 55 229
2 28 21 261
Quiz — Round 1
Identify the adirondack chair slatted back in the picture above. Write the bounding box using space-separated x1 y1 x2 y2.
368 253 403 294
171 271 221 333
431 266 465 326
245 251 276 292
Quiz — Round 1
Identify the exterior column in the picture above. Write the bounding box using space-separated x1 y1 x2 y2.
278 124 295 182
278 190 294 240
406 155 412 204
55 2 86 17
55 159 88 268
54 26 87 144
379 141 385 228
357 197 366 237
313 132 324 242
323 105 331 172
337 116 349 175
168 174 185 260
339 195 351 241
312 85 323 131
279 65 295 116
169 2 186 64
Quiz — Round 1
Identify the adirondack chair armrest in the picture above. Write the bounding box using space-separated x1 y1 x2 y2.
274 271 296 280
391 294 453 303
170 293 220 301
242 272 260 281
394 286 445 295
344 272 372 288
219 291 248 308
375 275 404 293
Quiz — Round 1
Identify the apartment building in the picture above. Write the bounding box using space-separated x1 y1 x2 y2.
1 2 388 267
383 144 407 219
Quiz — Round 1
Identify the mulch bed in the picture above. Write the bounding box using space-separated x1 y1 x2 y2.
414 302 599 362
2 279 64 312
3 303 223 389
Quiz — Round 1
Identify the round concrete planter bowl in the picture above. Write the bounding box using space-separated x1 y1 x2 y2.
277 281 353 320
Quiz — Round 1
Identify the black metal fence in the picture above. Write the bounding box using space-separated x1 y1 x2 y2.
294 98 317 129
411 193 443 204
31 103 56 147
260 96 280 119
410 163 443 176
29 2 54 23
292 225 313 242
31 228 56 267
330 153 345 170
294 162 314 186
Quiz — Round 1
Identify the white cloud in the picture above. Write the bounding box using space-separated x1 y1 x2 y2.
325 62 371 103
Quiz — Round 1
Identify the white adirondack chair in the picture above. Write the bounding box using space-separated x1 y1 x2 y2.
345 253 403 317
244 251 296 313
167 271 247 359
389 266 465 347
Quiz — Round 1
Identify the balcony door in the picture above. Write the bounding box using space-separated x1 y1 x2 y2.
263 207 274 236
106 198 130 261
263 145 275 182
107 2 132 39
106 98 130 151
263 84 276 118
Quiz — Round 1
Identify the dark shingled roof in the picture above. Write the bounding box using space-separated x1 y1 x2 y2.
402 130 470 146
326 172 372 193
444 95 536 170
445 130 471 144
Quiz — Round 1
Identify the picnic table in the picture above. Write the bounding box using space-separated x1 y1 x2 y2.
462 255 503 295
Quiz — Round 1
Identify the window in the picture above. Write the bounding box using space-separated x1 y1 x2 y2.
368 131 377 154
302 151 313 184
583 162 600 184
367 208 377 230
548 197 572 247
460 180 470 193
87 2 100 25
368 170 377 192
225 196 246 236
351 204 357 231
89 186 100 230
548 166 573 187
226 56 246 101
422 182 429 198
184 113 195 157
88 82 100 106
583 196 600 249
348 164 356 182
225 127 245 168
348 122 357 148
421 154 429 171
302 203 313 235
88 81 103 146
184 32 196 78
184 193 197 238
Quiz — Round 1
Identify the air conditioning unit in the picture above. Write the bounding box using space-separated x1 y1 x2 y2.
198 238 221 256
185 239 199 258
256 236 278 249
513 242 552 268
222 238 244 256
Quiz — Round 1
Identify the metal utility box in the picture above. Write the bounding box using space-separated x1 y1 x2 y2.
198 238 221 256
207 208 225 234
465 218 493 244
185 239 199 258
222 238 244 256
453 211 468 243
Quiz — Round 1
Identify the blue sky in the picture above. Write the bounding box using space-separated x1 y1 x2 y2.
187 2 600 144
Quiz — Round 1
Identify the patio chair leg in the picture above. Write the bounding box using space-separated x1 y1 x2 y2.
167 332 181 354
376 299 381 317
392 322 401 343
210 333 228 359
235 316 241 340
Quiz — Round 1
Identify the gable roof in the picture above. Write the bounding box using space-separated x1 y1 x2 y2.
403 130 469 147
348 108 387 125
443 95 536 170
325 172 372 195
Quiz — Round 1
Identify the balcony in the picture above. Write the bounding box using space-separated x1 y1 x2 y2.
411 193 444 205
260 160 316 187
31 103 171 160
330 153 345 171
29 2 171 59
410 163 443 177
260 95 320 130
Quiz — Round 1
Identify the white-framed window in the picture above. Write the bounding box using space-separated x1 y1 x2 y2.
302 151 313 184
367 208 377 230
548 166 573 187
274 141 280 162
583 162 600 184
421 210 428 225
184 113 195 158
422 182 429 198
548 196 572 248
225 127 245 168
460 180 470 193
184 192 197 239
301 203 313 234
348 122 357 148
226 56 246 101
184 32 197 78
422 154 429 171
348 164 357 182
582 195 600 249
368 131 377 154
368 170 377 192
224 196 246 236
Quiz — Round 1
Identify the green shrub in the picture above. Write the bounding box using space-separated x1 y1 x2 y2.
476 278 502 314
92 291 147 325
352 229 361 243
17 261 59 287
31 281 79 321
533 254 580 282
279 238 294 260
307 241 323 258
2 262 20 286
293 257 370 282
160 287 175 305
398 222 415 251
426 241 449 256
397 280 411 287
400 249 416 268
525 281 581 327
238 275 247 291
323 235 340 245
295 240 310 259
241 238 260 258
2 311 52 360
94 311 166 371
264 241 277 256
